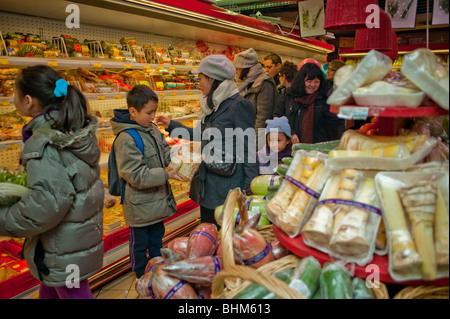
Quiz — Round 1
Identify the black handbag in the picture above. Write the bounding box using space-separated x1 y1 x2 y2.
203 149 237 177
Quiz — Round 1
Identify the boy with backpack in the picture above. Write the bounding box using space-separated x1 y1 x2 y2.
109 85 182 279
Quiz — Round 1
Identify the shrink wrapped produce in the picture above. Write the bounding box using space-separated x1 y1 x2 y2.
185 223 218 259
327 50 392 106
270 240 289 260
352 80 426 108
302 170 382 266
160 248 185 263
401 48 449 110
250 174 282 196
288 256 322 298
168 144 201 182
328 130 436 171
144 256 165 274
232 225 275 268
319 262 353 299
162 256 223 286
352 277 376 299
266 150 329 237
150 264 199 299
214 195 270 228
375 172 449 281
167 237 189 254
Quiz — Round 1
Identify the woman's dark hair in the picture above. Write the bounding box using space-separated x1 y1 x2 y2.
238 68 250 81
206 79 222 109
127 84 159 111
15 65 91 133
290 63 326 97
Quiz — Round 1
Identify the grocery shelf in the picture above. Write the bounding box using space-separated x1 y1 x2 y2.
0 56 198 71
331 104 449 119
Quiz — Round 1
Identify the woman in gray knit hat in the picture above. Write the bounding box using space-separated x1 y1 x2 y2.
156 54 258 228
233 48 276 150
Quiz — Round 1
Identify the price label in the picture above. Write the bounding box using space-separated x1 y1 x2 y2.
47 60 58 67
337 106 369 120
93 62 102 68
1 99 10 106
144 65 151 70
157 65 164 70
124 63 132 69
187 91 193 95
97 95 106 100
171 92 177 96
160 92 166 97
0 58 8 65
114 94 122 99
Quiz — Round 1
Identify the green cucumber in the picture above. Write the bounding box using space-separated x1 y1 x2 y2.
250 175 282 196
292 141 340 154
320 262 353 299
281 157 293 166
233 268 293 299
312 288 322 299
276 164 289 176
352 277 376 299
288 256 322 298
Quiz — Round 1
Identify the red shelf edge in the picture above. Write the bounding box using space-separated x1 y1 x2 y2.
273 225 449 286
330 104 449 118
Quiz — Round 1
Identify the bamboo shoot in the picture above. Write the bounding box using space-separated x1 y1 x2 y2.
332 169 361 232
379 180 422 272
302 175 341 245
330 178 377 255
399 180 438 281
434 187 449 267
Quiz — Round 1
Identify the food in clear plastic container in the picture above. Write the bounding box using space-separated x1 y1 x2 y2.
352 81 426 108
265 150 329 238
327 50 392 106
375 171 449 282
401 48 449 110
302 169 382 266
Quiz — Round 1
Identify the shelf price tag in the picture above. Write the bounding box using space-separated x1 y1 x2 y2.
93 62 102 68
0 58 8 65
124 63 132 69
187 91 192 95
171 92 177 96
1 99 10 106
47 60 58 67
97 95 106 100
337 106 369 120
114 94 122 99
160 92 166 97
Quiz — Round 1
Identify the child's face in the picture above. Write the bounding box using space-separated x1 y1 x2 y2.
130 100 158 128
267 132 290 153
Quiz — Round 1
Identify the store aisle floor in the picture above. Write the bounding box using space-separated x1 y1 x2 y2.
93 271 139 299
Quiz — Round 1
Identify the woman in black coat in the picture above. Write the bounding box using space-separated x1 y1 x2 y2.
156 55 258 227
273 63 345 144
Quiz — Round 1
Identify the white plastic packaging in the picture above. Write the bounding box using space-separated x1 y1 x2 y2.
401 48 449 110
327 50 392 106
375 171 449 282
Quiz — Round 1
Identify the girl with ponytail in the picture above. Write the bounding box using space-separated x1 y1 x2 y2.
0 65 104 299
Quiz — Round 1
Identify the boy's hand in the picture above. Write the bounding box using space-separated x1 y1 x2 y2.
291 134 300 144
155 115 171 129
168 169 183 181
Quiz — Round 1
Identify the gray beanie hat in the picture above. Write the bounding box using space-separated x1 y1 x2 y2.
233 48 259 69
191 54 236 81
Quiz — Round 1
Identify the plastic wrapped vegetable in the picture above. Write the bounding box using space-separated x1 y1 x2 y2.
320 262 353 299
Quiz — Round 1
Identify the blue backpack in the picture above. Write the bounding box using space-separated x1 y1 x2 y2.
107 129 144 204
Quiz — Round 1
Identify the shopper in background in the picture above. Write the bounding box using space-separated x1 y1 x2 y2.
298 58 327 79
257 116 293 175
0 65 104 299
326 59 346 96
274 62 345 144
109 85 181 279
234 48 276 150
277 61 298 97
263 53 283 86
156 54 258 228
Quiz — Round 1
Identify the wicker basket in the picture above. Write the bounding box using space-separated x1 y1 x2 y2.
393 285 449 299
212 188 307 299
211 188 390 299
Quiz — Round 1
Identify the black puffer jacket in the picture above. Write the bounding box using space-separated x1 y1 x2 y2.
273 87 345 143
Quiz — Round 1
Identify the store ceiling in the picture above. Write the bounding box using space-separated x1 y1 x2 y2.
215 0 447 35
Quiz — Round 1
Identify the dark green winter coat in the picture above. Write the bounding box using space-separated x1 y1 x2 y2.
0 113 104 287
